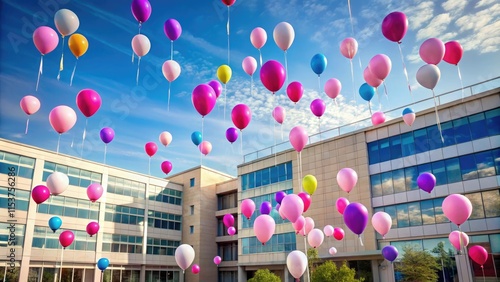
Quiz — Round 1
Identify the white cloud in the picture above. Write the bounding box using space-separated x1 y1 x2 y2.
476 0 496 8
416 13 451 40
442 0 468 16
455 3 500 54
407 1 435 30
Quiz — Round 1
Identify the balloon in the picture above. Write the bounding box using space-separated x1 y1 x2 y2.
323 225 334 237
286 81 303 103
289 126 308 153
192 84 217 117
382 245 399 262
199 141 212 156
469 245 488 266
272 106 285 124
221 0 236 6
286 251 307 279
337 168 358 193
442 194 472 226
372 212 392 238
275 203 280 211
274 191 286 204
217 65 232 84
175 244 195 271
49 105 77 134
363 67 383 88
159 131 172 147
416 64 441 90
97 258 109 272
241 199 255 219
48 216 62 232
59 230 75 248
162 60 181 82
145 142 158 157
131 0 152 23
402 108 416 126
443 41 463 65
381 11 408 43
223 214 235 228
20 95 41 115
449 231 469 251
302 175 317 195
191 264 200 274
329 247 337 255
86 183 104 202
226 127 238 143
213 255 222 265
359 83 376 102
340 37 358 59
308 228 324 248
368 54 392 81
333 227 345 240
324 78 342 99
191 131 202 146
161 161 173 175
242 56 257 76
68 33 88 58
131 34 150 57
304 217 315 236
250 27 267 49
310 99 326 118
278 205 287 220
417 172 436 193
46 172 69 195
32 185 50 204
208 80 223 98
260 201 272 215
372 111 386 126
253 214 275 245
33 26 59 55
292 216 305 234
86 221 100 237
54 9 79 37
76 89 101 118
231 104 251 130
280 194 304 223
227 226 236 236
260 60 286 93
298 192 311 213
273 22 295 51
419 38 445 65
164 19 182 41
343 202 369 235
100 127 115 144
336 197 350 215
310 53 327 76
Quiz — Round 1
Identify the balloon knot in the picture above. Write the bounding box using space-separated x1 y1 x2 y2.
262 243 265 246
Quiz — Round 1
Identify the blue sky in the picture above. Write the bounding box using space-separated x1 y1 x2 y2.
1 0 499 177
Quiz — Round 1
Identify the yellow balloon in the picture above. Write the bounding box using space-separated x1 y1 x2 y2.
303 174 317 195
217 64 232 84
68 33 88 58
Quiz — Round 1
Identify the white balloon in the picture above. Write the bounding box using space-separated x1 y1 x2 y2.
175 244 195 272
46 172 69 195
54 9 79 36
304 217 315 235
416 64 441 90
329 247 337 255
273 22 295 51
286 250 308 279
131 34 151 57
307 228 325 248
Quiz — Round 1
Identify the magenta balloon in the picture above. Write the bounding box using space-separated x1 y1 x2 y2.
298 192 311 213
286 81 303 103
442 194 472 226
225 127 238 143
368 54 392 81
343 202 369 235
231 104 251 130
324 78 342 99
260 60 286 93
336 197 350 215
207 80 223 98
419 38 445 65
76 89 102 118
469 245 489 266
86 183 104 202
292 216 305 234
86 221 100 237
131 0 152 23
443 41 463 65
213 255 222 265
272 106 285 124
381 11 408 43
333 227 344 240
31 185 50 204
310 98 326 118
59 230 75 248
192 84 217 117
449 231 469 251
289 126 308 153
280 194 304 223
145 142 158 157
223 214 234 228
241 199 255 219
417 172 436 193
161 161 173 175
363 67 383 88
253 214 275 245
191 264 200 274
337 168 358 193
227 226 236 236
371 111 386 126
164 19 182 41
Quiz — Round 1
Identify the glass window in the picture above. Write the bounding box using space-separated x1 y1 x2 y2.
417 163 432 175
485 108 500 136
385 206 397 228
368 141 379 164
474 151 495 178
255 170 262 187
390 135 402 160
445 158 462 183
261 168 270 186
459 154 478 180
427 125 443 150
420 200 435 224
401 132 415 157
483 189 500 217
453 117 472 143
392 169 406 193
408 202 422 226
270 165 278 183
379 138 390 163
190 178 195 187
414 128 429 154
465 192 485 219
468 113 488 139
433 198 448 223
404 167 418 190
396 204 409 228
493 149 500 175
381 172 393 195
371 174 383 197
431 161 446 186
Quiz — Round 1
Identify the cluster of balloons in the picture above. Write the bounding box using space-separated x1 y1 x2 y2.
222 214 236 236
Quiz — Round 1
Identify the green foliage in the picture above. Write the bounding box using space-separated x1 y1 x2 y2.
432 241 455 269
396 245 440 282
307 248 320 275
311 261 364 282
248 269 281 282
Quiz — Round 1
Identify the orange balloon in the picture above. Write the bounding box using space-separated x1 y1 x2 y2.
68 33 88 58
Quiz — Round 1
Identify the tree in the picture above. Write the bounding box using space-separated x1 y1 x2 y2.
311 261 364 282
307 248 320 275
432 241 456 281
248 269 281 282
396 245 440 282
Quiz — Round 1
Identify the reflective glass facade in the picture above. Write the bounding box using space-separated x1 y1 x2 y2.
148 184 182 205
241 161 292 190
241 232 296 254
107 175 146 199
38 195 99 220
32 226 96 251
43 161 101 188
0 151 35 179
0 187 30 211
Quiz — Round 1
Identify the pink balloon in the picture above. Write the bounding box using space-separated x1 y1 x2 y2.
31 185 50 204
59 230 75 248
86 221 100 237
278 204 287 220
253 214 275 245
286 81 303 103
307 228 324 248
227 226 236 236
280 194 304 223
324 78 342 99
297 227 306 237
442 194 472 226
419 38 445 65
191 264 200 274
329 247 337 255
340 37 358 59
33 26 59 55
310 99 326 118
371 111 386 126
161 161 173 175
208 80 222 98
241 199 255 219
192 84 217 117
323 225 334 237
272 106 285 124
368 54 392 81
20 95 41 115
231 104 251 130
199 141 212 156
298 192 311 213
363 67 383 88
250 27 267 49
289 126 308 153
76 89 102 118
443 41 463 65
145 142 158 157
372 211 392 238
49 105 77 134
213 256 222 265
304 217 315 236
223 214 235 228
469 245 489 266
86 183 104 202
449 231 469 251
292 216 305 234
260 60 286 93
159 131 172 146
337 168 358 193
333 227 345 241
242 56 257 76
162 60 181 82
336 197 350 215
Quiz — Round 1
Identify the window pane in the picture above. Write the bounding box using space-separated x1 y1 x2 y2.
392 169 405 193
465 192 485 219
469 113 488 139
401 132 415 157
414 128 429 154
404 167 418 190
379 138 390 162
390 135 402 160
431 161 446 186
408 202 422 226
385 206 397 228
433 198 448 223
440 121 455 147
370 174 382 197
453 117 471 143
368 141 380 164
459 154 478 180
381 172 393 195
474 151 495 178
396 204 409 228
427 125 443 150
485 108 500 136
445 158 462 183
421 200 435 224
483 190 500 217
493 149 500 175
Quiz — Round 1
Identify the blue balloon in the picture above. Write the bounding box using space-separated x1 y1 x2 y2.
191 131 202 146
97 258 109 271
48 216 62 233
402 107 414 115
359 83 376 102
310 53 327 76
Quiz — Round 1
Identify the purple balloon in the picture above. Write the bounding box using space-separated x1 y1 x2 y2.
226 127 238 143
164 19 182 41
382 245 399 262
275 203 280 211
343 202 368 235
100 127 115 144
417 172 436 193
208 80 223 98
310 98 326 118
275 191 287 204
260 201 272 215
381 11 408 43
131 0 152 23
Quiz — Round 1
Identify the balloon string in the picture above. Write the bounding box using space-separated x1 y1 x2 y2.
458 225 463 255
70 134 74 148
240 131 243 155
25 118 30 135
57 36 65 80
259 49 263 66
56 134 61 154
104 144 107 165
397 43 413 101
138 22 142 34
36 55 43 91
457 64 465 101
317 76 321 96
368 102 372 116
224 84 227 123
383 81 389 99
280 124 283 141
70 59 78 86
171 40 173 61
284 51 289 87
359 235 364 247
482 265 486 282
350 59 356 104
136 56 141 85
251 75 253 96
132 50 135 63
59 247 65 282
348 0 354 36
81 118 88 158
168 82 172 112
376 88 381 110
318 118 322 141
148 157 151 176
201 116 205 165
431 90 444 143
227 6 230 65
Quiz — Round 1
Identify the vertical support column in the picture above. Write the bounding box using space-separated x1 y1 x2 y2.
284 265 289 282
370 260 381 282
378 261 395 282
455 254 473 281
238 265 247 282
93 168 108 282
